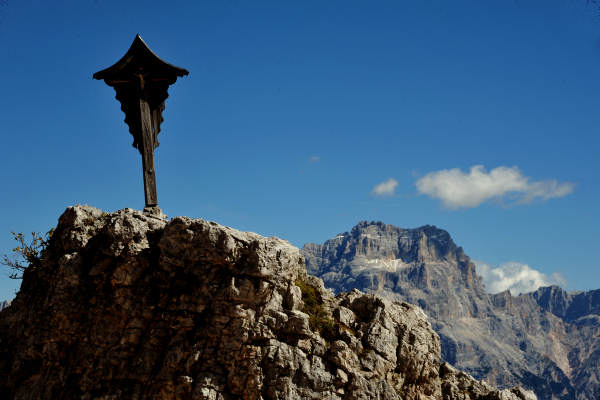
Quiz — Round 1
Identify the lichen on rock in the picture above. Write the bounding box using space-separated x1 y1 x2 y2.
0 205 535 400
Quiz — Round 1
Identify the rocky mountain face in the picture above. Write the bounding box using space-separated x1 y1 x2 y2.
0 206 535 400
302 221 600 400
0 301 10 311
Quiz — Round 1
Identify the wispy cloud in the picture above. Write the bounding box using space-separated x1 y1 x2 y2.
415 165 573 209
308 155 320 164
372 178 398 197
474 260 566 295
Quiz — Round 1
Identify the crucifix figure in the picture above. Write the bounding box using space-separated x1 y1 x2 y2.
93 35 188 215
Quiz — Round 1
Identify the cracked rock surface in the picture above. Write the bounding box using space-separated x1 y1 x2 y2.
0 206 535 400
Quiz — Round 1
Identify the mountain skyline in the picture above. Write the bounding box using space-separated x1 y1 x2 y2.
301 220 600 399
0 205 539 400
0 219 588 301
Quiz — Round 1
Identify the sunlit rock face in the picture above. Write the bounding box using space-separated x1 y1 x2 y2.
0 206 533 400
302 221 600 400
0 301 9 311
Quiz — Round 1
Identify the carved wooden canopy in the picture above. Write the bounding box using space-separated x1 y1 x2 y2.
93 35 189 152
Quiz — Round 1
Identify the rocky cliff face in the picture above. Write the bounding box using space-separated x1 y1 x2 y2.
526 286 600 396
0 301 10 311
302 221 599 400
0 206 535 400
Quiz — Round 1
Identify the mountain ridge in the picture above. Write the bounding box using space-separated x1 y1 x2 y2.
301 221 600 400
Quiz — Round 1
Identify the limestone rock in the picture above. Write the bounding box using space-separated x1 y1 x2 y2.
0 206 532 400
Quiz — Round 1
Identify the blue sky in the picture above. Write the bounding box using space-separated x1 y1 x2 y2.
1 0 599 299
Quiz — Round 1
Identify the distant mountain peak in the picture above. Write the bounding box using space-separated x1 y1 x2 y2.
350 220 448 236
301 221 599 399
302 221 483 313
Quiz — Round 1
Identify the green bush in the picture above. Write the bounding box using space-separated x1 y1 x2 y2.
295 276 336 342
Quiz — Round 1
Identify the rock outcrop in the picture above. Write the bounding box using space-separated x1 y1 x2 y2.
301 221 600 400
0 206 534 400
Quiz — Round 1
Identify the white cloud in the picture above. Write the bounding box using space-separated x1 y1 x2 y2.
415 165 573 209
308 155 320 164
372 178 398 197
520 179 574 203
474 260 566 295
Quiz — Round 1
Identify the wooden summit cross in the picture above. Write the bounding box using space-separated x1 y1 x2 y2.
94 35 188 215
